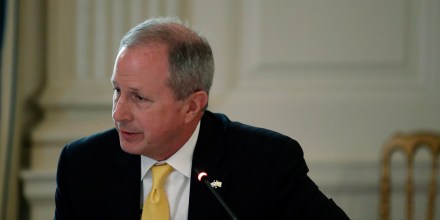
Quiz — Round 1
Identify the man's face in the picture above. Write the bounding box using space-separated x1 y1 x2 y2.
111 44 188 160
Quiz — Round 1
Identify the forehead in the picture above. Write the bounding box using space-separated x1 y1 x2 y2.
112 44 170 83
117 43 169 66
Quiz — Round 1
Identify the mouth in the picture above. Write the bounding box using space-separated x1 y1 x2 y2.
118 128 142 139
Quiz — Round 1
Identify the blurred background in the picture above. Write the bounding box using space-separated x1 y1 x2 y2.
1 0 439 219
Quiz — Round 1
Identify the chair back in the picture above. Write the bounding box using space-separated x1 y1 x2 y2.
380 132 440 220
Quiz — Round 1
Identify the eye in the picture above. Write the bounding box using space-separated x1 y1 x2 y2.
134 94 145 101
112 87 121 95
112 87 121 99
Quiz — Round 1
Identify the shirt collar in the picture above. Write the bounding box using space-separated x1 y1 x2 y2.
141 122 200 180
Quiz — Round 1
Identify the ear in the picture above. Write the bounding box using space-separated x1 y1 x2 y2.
184 91 208 123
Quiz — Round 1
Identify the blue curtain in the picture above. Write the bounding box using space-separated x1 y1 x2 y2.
0 0 6 49
0 0 8 218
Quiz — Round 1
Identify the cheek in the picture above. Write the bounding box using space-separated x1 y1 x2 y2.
136 112 154 127
138 112 168 133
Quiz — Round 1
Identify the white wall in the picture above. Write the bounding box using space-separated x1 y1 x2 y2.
190 0 440 219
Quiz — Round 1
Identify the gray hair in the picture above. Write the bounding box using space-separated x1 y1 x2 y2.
119 17 214 105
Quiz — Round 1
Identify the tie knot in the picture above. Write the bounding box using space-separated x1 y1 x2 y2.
151 163 173 189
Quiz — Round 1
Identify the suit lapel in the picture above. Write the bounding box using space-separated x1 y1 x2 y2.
188 112 232 219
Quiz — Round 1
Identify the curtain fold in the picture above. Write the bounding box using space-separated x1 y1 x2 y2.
1 0 19 219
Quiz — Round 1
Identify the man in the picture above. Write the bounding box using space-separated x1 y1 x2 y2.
54 17 349 220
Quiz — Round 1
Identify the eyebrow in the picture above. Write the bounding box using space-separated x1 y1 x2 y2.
111 80 118 86
111 80 141 92
128 87 140 92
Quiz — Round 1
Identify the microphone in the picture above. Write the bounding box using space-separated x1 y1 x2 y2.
194 168 239 220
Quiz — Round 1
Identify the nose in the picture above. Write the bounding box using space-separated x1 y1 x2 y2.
112 96 133 123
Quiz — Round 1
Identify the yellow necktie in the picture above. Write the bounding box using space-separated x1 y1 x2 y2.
141 163 174 220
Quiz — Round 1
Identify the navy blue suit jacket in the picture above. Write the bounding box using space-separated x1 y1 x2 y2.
55 111 349 219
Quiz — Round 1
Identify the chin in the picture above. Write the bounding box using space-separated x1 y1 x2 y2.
119 142 143 155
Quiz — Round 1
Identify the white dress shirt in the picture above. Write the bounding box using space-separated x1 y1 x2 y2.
140 122 200 220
